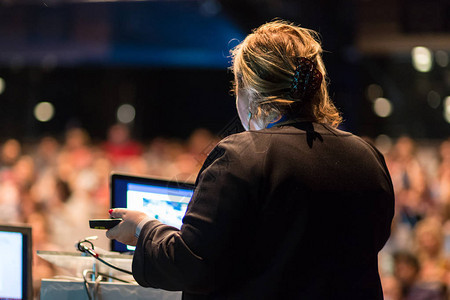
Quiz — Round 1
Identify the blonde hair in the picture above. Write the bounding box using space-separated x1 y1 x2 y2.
231 20 342 128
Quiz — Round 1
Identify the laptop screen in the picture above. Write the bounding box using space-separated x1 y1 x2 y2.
0 225 32 300
111 173 195 252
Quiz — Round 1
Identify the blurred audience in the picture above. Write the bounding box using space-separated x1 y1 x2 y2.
380 136 450 299
1 127 449 299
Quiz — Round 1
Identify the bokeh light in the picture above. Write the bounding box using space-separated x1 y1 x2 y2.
427 90 441 109
34 102 55 122
444 96 450 123
412 46 433 73
0 77 5 95
373 97 393 118
435 50 449 68
117 104 136 124
366 84 383 101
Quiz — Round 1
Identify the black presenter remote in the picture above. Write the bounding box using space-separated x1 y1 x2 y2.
89 219 122 230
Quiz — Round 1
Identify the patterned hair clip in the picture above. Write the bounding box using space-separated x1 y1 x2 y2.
290 57 323 101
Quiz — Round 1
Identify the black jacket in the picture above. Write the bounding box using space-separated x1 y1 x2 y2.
132 122 395 299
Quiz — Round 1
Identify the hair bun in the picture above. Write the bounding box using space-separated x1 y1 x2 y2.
290 57 323 101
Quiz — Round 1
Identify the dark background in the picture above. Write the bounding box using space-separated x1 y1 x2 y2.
0 0 449 141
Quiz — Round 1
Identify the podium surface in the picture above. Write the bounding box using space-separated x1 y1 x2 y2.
38 251 182 299
41 279 182 300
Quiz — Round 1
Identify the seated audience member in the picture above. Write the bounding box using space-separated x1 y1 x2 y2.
102 124 143 165
414 218 449 284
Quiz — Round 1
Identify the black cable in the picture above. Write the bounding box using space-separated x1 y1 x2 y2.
77 240 133 275
92 255 133 275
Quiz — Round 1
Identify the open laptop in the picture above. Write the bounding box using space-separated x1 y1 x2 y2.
110 173 195 252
